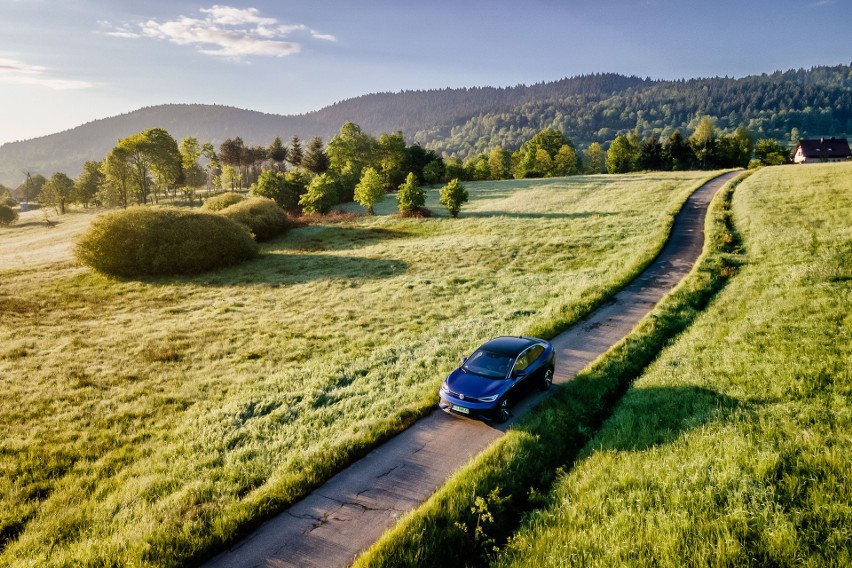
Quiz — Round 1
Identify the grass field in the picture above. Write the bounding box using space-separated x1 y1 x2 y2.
493 163 852 566
0 171 717 566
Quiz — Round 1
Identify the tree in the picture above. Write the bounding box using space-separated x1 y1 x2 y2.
117 128 181 204
720 126 755 168
179 137 206 201
220 137 246 189
689 116 716 169
423 159 445 185
513 128 573 178
606 135 638 173
41 172 75 214
75 161 103 208
202 142 220 193
250 170 288 206
439 178 468 218
637 134 665 170
302 136 329 174
100 147 133 208
665 130 692 170
488 147 509 180
327 122 376 199
553 144 580 176
377 131 407 188
754 138 788 166
584 143 606 174
268 136 287 171
299 173 339 214
354 167 385 215
397 172 425 214
287 135 303 167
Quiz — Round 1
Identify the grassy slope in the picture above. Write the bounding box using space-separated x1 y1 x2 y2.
496 163 852 566
0 172 716 566
352 170 745 568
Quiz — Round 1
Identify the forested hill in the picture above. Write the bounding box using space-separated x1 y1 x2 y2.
1 65 849 186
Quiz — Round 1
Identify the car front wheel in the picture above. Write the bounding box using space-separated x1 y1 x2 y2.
496 397 512 423
540 367 554 391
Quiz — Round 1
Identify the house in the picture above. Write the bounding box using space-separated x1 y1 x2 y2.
791 137 851 164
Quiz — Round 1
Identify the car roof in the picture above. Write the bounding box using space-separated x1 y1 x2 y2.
478 336 541 357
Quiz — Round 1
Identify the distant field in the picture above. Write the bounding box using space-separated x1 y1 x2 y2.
496 163 852 566
0 171 716 566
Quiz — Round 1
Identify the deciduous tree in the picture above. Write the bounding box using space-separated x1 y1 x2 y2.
584 143 606 174
41 172 75 214
606 135 638 173
299 173 339 214
75 160 103 208
354 167 385 215
100 147 133 208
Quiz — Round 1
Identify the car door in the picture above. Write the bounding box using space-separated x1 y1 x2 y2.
511 348 535 393
523 345 546 383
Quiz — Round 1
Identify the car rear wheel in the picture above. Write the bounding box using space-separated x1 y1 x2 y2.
540 367 554 391
496 397 512 423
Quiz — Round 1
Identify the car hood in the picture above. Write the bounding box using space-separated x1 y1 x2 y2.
444 368 508 399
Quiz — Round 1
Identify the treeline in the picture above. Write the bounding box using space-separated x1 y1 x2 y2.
4 114 796 219
419 65 852 159
6 121 449 216
436 117 789 182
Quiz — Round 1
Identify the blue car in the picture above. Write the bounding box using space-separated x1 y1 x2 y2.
439 336 555 423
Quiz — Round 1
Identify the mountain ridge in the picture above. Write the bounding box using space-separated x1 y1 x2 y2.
1 65 849 186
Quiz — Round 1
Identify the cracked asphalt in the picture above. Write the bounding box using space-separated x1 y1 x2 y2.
203 171 740 568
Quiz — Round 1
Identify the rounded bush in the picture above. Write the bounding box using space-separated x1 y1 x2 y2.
0 203 18 226
75 207 258 277
219 197 290 241
202 192 244 212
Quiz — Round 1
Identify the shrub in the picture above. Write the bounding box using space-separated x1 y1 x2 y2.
75 207 258 276
219 197 290 241
3 196 18 208
202 191 244 212
439 178 469 218
397 172 426 214
0 203 18 226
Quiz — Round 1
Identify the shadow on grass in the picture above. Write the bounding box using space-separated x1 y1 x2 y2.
276 226 412 252
580 385 739 452
465 210 617 220
183 252 409 287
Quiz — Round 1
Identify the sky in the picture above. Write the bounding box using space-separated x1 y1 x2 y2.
0 0 850 145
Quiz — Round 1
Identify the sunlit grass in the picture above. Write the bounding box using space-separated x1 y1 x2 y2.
0 171 717 566
495 163 852 566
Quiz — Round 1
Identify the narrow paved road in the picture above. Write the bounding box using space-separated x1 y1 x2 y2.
204 171 740 568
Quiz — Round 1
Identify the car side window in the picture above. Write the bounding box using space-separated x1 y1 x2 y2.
526 345 545 364
513 349 532 373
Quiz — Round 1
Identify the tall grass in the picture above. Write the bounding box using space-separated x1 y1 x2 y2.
0 172 718 566
494 162 852 566
353 171 746 568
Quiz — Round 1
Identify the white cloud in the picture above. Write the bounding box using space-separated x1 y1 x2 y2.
0 56 93 90
103 4 335 60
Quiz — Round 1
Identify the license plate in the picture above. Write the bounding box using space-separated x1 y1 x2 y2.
451 405 470 415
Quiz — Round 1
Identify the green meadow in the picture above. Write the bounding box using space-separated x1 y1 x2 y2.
0 172 716 566
494 162 851 566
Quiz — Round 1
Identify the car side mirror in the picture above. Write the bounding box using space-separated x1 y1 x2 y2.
460 356 467 365
513 369 526 379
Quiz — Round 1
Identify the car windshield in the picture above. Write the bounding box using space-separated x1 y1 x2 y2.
463 349 514 379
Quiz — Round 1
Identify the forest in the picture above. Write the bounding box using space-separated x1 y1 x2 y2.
0 64 848 186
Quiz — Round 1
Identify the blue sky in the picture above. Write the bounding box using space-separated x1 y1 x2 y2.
0 0 850 145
